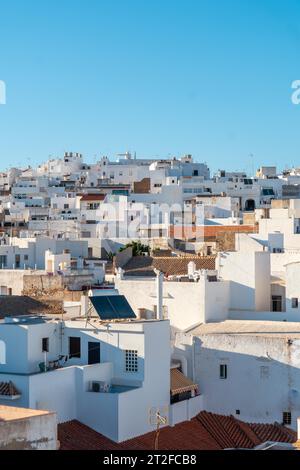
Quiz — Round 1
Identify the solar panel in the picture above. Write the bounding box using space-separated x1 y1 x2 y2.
89 295 136 320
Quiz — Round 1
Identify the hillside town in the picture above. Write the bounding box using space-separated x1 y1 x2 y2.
0 151 300 450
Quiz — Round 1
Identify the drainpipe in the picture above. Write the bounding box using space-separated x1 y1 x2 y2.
192 336 196 382
154 269 164 320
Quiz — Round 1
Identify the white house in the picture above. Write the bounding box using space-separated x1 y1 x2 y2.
0 309 202 442
185 320 300 431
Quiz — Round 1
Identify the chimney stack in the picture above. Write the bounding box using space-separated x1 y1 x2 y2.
154 269 164 320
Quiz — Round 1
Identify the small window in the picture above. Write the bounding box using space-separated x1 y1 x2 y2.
236 410 240 415
24 254 29 261
283 411 291 425
125 349 138 372
292 298 298 309
220 364 227 379
42 337 49 353
69 337 81 358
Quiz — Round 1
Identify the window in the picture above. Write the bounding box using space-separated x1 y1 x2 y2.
283 411 291 425
220 364 227 379
42 337 49 352
236 410 240 415
69 337 81 358
24 254 29 261
125 349 138 372
0 255 7 268
292 298 299 309
272 295 282 312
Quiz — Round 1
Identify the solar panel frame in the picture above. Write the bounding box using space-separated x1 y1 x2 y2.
89 295 136 320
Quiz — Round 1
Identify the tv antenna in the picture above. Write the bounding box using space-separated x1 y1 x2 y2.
149 406 169 450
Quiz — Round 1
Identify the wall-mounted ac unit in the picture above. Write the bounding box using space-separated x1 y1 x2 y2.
90 381 110 393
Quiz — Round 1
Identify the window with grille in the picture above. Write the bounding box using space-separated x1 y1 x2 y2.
125 350 138 373
283 411 291 425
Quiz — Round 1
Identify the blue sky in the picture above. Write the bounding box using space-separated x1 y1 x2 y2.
1 0 300 173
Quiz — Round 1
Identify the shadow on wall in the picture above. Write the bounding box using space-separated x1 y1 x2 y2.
193 336 300 429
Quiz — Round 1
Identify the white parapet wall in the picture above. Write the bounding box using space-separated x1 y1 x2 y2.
169 395 204 427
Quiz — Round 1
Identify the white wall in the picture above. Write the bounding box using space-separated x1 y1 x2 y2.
286 263 300 315
117 321 170 442
29 367 77 423
217 235 270 311
169 395 204 426
194 333 300 429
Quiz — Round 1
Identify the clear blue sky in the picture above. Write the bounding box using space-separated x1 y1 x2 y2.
1 0 300 173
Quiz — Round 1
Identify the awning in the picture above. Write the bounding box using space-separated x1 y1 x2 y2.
170 368 198 396
0 381 21 398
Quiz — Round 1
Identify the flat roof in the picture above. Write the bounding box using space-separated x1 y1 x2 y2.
0 405 53 422
190 320 300 338
65 318 167 330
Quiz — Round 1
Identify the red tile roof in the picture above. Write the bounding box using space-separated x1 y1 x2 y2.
58 411 297 451
169 225 257 241
80 194 106 202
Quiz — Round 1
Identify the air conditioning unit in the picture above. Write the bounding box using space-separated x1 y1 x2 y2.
90 381 110 393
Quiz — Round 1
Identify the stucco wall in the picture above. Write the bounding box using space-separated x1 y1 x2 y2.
194 333 300 429
0 412 57 450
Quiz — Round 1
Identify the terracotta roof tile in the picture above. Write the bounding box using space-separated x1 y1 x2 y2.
58 418 220 451
58 411 297 451
249 422 296 444
169 225 257 240
80 194 106 202
170 369 198 396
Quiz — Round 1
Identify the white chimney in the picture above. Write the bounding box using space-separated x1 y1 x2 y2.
154 269 164 320
117 267 124 280
188 261 196 277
